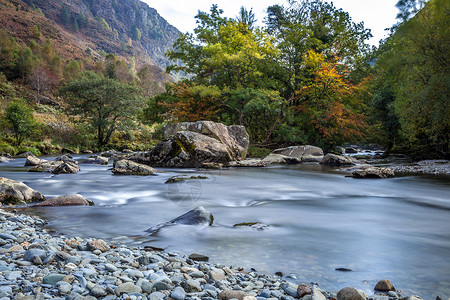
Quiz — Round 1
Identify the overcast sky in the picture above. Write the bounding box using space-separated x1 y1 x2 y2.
142 0 398 46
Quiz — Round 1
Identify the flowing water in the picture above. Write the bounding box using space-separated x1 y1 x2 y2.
1 155 449 298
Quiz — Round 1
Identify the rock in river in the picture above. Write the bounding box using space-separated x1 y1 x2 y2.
145 121 249 167
0 177 45 205
146 206 214 234
52 162 80 174
320 153 359 166
272 145 324 162
30 194 93 207
351 166 395 179
112 159 157 175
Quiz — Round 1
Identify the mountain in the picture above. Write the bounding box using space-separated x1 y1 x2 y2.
1 0 180 69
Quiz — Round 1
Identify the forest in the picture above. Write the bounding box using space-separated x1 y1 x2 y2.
0 0 448 159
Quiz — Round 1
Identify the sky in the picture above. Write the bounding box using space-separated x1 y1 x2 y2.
142 0 398 46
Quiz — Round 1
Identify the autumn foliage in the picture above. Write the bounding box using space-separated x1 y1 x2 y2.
292 51 368 148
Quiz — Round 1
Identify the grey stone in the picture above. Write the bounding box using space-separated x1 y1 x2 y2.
171 286 186 300
115 282 142 295
312 287 326 300
43 274 66 286
153 281 170 291
112 159 157 175
24 249 47 262
90 285 107 297
56 281 72 294
148 291 165 300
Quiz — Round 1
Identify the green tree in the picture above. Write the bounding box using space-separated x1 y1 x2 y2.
59 72 144 146
0 29 19 79
60 5 70 27
5 101 37 146
236 7 257 30
373 0 449 157
266 0 372 98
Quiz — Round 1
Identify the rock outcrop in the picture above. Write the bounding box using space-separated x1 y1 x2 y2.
0 177 45 205
147 121 250 168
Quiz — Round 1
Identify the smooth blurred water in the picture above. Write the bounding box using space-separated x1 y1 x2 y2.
1 156 449 298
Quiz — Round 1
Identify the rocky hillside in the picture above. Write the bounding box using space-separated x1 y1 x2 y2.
2 0 180 69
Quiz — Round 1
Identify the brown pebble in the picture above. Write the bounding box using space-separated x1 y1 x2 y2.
374 279 396 292
297 283 312 298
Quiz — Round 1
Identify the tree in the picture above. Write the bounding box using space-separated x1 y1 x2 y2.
60 72 144 146
161 82 222 122
266 0 372 99
373 0 449 157
236 7 257 30
0 29 19 79
291 50 368 150
28 66 57 99
5 101 37 146
396 0 427 20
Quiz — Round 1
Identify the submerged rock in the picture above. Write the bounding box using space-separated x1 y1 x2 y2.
0 177 45 205
146 206 213 234
320 153 359 166
233 222 269 230
31 194 93 207
112 159 157 175
165 175 208 184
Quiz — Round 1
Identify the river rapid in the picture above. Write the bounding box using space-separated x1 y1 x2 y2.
1 155 449 298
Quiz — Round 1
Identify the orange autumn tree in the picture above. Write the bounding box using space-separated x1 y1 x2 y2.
163 82 222 122
292 50 368 150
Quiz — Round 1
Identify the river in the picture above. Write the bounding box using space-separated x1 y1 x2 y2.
1 155 449 298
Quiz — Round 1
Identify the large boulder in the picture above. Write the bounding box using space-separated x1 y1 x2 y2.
272 145 324 162
31 194 93 207
0 177 45 205
146 206 213 234
163 121 249 159
112 159 157 175
148 131 232 168
320 153 359 166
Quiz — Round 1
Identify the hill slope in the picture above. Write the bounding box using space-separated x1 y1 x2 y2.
2 0 180 69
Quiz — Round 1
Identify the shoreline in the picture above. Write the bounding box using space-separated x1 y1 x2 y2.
0 208 427 300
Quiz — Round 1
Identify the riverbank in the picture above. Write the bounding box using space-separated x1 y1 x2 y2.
0 208 427 300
